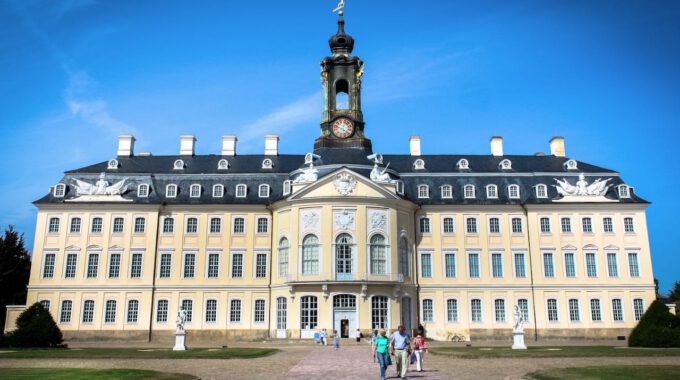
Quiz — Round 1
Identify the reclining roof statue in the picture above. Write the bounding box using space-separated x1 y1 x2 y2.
553 173 612 197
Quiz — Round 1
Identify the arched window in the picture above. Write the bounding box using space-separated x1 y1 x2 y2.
278 238 289 277
173 159 184 170
165 184 178 198
335 234 353 279
441 185 453 199
398 236 409 277
464 185 475 199
535 184 548 198
370 234 387 275
457 159 469 170
235 184 247 198
413 159 425 170
190 184 201 198
53 184 66 197
302 235 319 275
137 184 149 198
335 79 349 109
617 185 630 198
213 184 224 198
259 184 270 198
564 159 578 170
508 184 520 199
262 158 273 169
217 159 229 170
127 300 139 323
283 180 292 196
499 159 512 170
417 185 429 198
486 184 498 198
107 159 119 169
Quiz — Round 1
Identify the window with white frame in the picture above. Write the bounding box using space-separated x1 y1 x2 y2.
254 299 266 322
561 217 571 233
130 252 143 278
603 217 614 233
511 217 523 233
514 252 526 278
181 299 193 322
538 217 551 233
70 217 81 233
212 184 224 198
491 252 503 278
371 296 389 329
508 184 520 199
413 159 425 170
186 217 198 234
255 253 267 278
486 184 498 198
159 253 171 278
235 184 247 198
443 217 455 234
457 159 469 169
183 252 196 278
499 159 512 170
231 252 243 278
166 184 178 198
565 159 578 170
302 235 319 275
257 217 268 233
398 237 410 277
422 299 434 322
420 252 432 278
82 300 95 323
494 299 506 322
137 184 149 198
370 234 387 275
418 185 429 198
628 252 640 277
300 296 318 329
64 253 77 278
395 180 404 195
464 185 475 198
209 217 222 234
60 300 72 323
624 217 635 233
582 217 593 233
633 298 644 321
441 185 452 198
466 217 478 234
86 252 99 278
107 159 118 169
444 252 456 278
618 185 630 198
91 217 103 233
468 252 480 278
586 251 598 277
278 238 289 277
259 184 270 198
127 300 139 323
42 252 56 278
217 159 229 170
489 217 500 234
543 252 555 277
283 180 292 196
535 184 548 198
189 184 201 198
590 299 602 321
518 299 529 321
104 300 117 323
262 158 273 169
173 159 184 170
446 299 458 322
112 217 124 233
40 300 51 312
54 183 66 197
162 217 174 233
612 299 624 321
419 217 430 234
471 299 482 322
48 217 60 233
205 299 217 322
230 299 242 323
547 299 559 321
207 252 219 278
233 217 245 234
564 252 576 277
134 217 145 233
156 299 169 322
568 299 580 321
607 252 618 277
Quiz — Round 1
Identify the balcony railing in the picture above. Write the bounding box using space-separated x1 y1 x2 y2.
285 272 404 283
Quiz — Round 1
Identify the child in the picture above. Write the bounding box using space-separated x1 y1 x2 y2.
333 330 340 350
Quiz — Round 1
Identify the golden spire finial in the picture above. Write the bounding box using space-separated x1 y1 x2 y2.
333 0 345 14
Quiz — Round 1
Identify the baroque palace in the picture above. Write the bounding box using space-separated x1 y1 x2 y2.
7 13 655 342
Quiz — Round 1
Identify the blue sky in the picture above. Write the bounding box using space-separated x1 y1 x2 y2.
0 0 678 292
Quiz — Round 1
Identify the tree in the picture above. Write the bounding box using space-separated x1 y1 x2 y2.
0 226 31 333
629 299 680 347
4 302 62 347
654 278 660 299
668 281 680 302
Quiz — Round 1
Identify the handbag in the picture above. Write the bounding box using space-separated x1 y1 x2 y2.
410 352 417 364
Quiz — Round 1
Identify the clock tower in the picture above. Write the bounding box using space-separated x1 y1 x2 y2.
314 12 372 152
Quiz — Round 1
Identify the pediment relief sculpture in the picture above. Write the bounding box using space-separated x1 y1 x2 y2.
68 173 132 202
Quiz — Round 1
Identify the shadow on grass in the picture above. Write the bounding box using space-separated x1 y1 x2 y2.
0 368 197 380
0 347 278 359
429 346 680 359
524 365 680 380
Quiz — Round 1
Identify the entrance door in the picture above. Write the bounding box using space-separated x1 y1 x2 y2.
333 294 357 338
335 234 353 281
340 319 349 338
276 297 287 339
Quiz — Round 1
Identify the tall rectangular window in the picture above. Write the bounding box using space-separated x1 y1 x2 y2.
612 299 624 321
561 217 572 233
471 299 482 322
43 253 56 278
82 300 94 323
444 253 456 278
420 253 432 278
300 296 317 329
186 217 198 234
207 253 220 278
230 299 242 322
278 239 289 277
127 300 139 323
108 253 121 278
564 253 576 277
603 217 614 233
159 254 172 278
607 253 618 277
468 253 480 278
489 218 500 234
64 253 77 278
181 299 193 322
628 252 640 277
48 217 60 233
371 296 389 329
422 299 434 322
491 253 503 278
511 217 523 233
233 217 245 234
547 299 559 321
255 253 267 278
466 218 478 234
60 300 72 323
112 217 124 233
419 218 430 234
590 299 602 321
443 217 455 234
86 253 99 278
568 299 580 321
130 253 143 278
586 252 598 277
624 217 635 233
254 299 266 323
231 253 243 278
70 217 81 233
104 300 116 323
514 253 526 278
540 217 551 233
518 299 529 321
633 299 644 321
205 299 217 322
209 218 221 234
156 300 169 322
543 253 555 277
162 218 174 233
257 218 269 234
494 299 506 322
446 299 458 322
582 217 593 233
183 253 196 278
134 217 145 233
91 217 103 233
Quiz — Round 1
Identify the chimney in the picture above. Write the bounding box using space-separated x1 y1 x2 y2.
549 136 566 157
179 135 196 156
222 135 237 156
117 135 135 157
264 135 279 156
409 135 421 156
490 136 504 156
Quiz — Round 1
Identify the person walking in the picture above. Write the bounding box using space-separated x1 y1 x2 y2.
356 329 363 344
389 325 411 379
333 330 340 350
372 329 391 380
370 330 378 362
412 329 428 372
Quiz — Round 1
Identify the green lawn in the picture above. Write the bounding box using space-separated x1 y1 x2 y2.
525 365 680 380
429 346 680 359
0 368 196 380
0 347 277 359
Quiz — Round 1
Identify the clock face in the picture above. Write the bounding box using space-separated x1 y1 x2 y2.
332 118 354 138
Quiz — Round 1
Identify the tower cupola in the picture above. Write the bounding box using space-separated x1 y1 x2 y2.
328 13 355 55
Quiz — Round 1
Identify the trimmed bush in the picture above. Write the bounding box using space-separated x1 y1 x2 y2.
629 299 680 347
3 302 63 347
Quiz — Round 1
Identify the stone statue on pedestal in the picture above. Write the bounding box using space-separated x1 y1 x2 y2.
173 308 188 351
512 305 527 349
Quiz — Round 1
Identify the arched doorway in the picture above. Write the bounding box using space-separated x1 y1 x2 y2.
333 294 357 338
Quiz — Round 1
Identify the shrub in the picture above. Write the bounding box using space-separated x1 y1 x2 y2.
629 299 680 347
3 302 63 347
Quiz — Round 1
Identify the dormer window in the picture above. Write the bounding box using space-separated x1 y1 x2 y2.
304 153 314 165
441 185 453 199
53 184 66 197
457 159 469 170
564 159 578 170
499 159 512 170
486 184 498 199
464 185 476 199
508 184 520 199
413 159 425 170
283 180 292 196
535 184 548 198
166 184 178 198
418 185 429 199
618 185 630 198
262 158 273 169
217 159 229 170
395 180 404 195
107 159 119 169
189 184 201 198
259 184 270 198
137 184 149 198
235 184 247 198
213 184 224 198
173 159 184 170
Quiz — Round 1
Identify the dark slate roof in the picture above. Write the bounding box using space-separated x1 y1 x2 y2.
36 149 648 205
